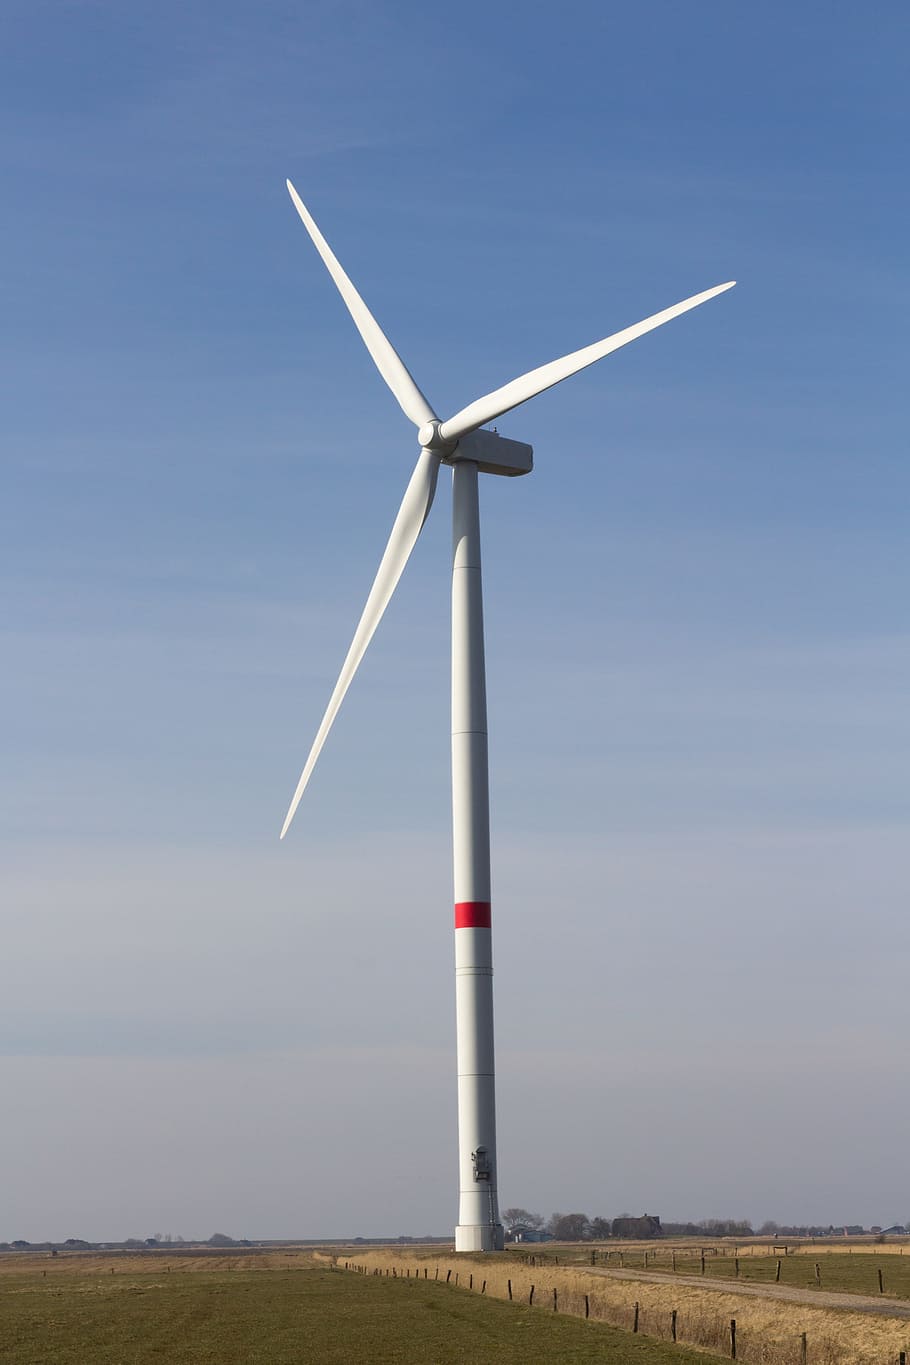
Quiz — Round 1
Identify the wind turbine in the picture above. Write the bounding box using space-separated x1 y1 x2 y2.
280 178 734 1252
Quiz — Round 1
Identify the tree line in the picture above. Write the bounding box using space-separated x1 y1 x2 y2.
502 1210 755 1240
0 1234 247 1252
501 1212 909 1241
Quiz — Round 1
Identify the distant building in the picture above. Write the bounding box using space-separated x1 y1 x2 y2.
612 1215 662 1240
506 1224 550 1243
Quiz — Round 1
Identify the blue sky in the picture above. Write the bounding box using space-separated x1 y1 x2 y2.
1 0 908 1240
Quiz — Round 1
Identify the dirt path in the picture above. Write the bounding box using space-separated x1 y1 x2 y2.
586 1266 910 1320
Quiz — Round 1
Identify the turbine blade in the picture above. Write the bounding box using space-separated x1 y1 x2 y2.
286 180 436 429
280 448 441 839
439 281 736 444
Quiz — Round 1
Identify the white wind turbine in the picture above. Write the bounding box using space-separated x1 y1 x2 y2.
280 179 734 1252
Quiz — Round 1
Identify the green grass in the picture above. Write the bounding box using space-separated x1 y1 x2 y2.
680 1252 910 1300
0 1266 712 1364
513 1247 910 1301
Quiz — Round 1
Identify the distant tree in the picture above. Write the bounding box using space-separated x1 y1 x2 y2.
208 1233 235 1247
695 1219 752 1238
588 1217 612 1240
548 1212 591 1241
759 1221 779 1235
502 1208 544 1230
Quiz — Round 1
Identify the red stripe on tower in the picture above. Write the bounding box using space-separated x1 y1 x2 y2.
455 901 492 929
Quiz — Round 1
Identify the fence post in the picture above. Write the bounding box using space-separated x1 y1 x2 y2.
481 1280 486 1294
644 1251 649 1269
671 1308 677 1342
584 1293 590 1319
878 1266 884 1294
814 1262 821 1288
672 1251 677 1272
701 1252 706 1275
620 1252 624 1269
455 1272 459 1286
776 1259 781 1282
730 1318 737 1359
553 1287 558 1311
591 1250 596 1265
529 1284 535 1305
800 1332 807 1365
446 1269 451 1283
469 1273 472 1289
507 1278 512 1300
735 1257 739 1277
435 1267 439 1280
633 1301 639 1333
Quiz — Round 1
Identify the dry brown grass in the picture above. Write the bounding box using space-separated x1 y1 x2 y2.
0 1249 317 1278
786 1245 910 1259
338 1247 910 1365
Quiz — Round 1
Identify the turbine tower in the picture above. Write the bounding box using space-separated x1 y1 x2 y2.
280 179 734 1252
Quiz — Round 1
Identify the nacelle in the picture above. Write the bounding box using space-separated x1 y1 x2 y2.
446 428 533 478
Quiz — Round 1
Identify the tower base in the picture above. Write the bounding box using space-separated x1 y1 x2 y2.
455 1223 505 1253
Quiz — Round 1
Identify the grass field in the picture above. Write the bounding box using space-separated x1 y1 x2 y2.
511 1247 910 1300
346 1247 910 1364
0 1259 710 1364
659 1251 910 1300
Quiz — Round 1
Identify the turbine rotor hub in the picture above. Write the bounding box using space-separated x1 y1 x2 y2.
418 419 454 453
